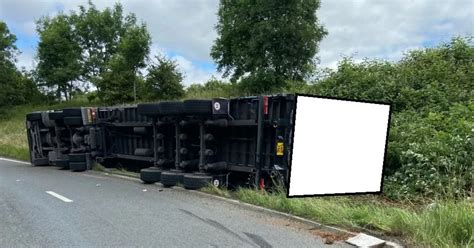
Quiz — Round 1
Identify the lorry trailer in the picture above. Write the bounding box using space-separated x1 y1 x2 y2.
26 94 296 190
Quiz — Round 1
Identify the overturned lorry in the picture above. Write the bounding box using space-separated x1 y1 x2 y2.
26 94 296 190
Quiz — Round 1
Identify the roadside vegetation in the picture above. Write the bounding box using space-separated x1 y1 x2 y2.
0 0 472 246
203 186 473 247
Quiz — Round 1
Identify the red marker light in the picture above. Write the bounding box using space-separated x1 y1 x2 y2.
259 178 265 190
91 108 96 121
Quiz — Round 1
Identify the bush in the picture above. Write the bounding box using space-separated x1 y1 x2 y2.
141 55 185 101
185 77 241 99
385 103 473 199
308 37 473 199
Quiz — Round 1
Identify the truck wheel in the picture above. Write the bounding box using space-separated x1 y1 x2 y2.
26 112 42 121
183 100 212 115
137 103 160 116
31 157 49 166
41 112 55 127
53 159 69 168
69 153 86 162
183 174 212 190
64 116 83 126
63 108 82 117
160 170 185 187
157 102 184 115
48 111 64 120
140 167 162 184
70 162 87 172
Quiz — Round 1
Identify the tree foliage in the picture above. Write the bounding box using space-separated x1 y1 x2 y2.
34 1 151 102
36 14 82 101
96 24 151 104
0 21 17 64
97 55 136 104
211 0 327 93
0 21 43 108
141 55 185 101
71 1 139 82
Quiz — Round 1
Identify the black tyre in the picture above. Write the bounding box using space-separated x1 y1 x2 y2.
160 170 185 187
137 103 160 116
69 153 86 162
140 167 163 184
64 116 83 126
157 101 184 115
183 174 212 189
63 108 82 117
31 157 49 166
183 100 212 115
52 159 69 168
41 112 55 127
70 162 87 172
26 112 42 121
48 111 64 120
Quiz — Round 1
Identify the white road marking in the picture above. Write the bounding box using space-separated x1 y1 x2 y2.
0 157 31 165
45 191 73 203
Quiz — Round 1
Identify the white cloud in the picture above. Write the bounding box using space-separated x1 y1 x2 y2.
171 55 222 86
57 0 219 62
16 49 36 70
317 0 473 69
1 0 472 82
146 43 221 86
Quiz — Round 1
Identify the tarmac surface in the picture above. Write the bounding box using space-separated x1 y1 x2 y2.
0 158 352 248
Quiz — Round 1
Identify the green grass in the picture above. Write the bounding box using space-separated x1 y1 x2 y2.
202 186 473 247
92 163 107 172
2 100 473 247
109 167 140 178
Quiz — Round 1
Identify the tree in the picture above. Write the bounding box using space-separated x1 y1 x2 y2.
71 1 142 84
0 21 17 64
96 25 151 103
0 21 43 107
36 14 82 101
0 21 19 107
97 55 136 104
34 1 152 102
70 1 151 101
211 0 327 93
142 55 185 101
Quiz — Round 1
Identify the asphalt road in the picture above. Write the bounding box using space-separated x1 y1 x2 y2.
0 158 352 248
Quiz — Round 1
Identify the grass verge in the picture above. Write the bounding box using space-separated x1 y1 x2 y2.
201 186 473 247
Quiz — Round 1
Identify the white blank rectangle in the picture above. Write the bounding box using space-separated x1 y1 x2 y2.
288 96 390 196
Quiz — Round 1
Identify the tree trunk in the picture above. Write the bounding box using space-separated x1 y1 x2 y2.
56 86 61 101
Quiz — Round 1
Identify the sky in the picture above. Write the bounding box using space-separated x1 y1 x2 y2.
0 0 472 86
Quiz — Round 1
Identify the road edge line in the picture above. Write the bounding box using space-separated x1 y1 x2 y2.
0 157 31 165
